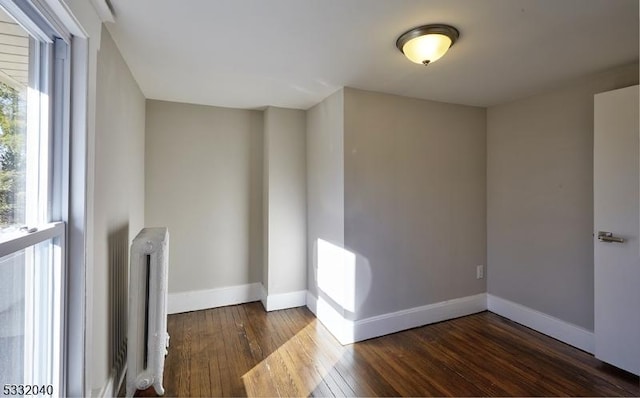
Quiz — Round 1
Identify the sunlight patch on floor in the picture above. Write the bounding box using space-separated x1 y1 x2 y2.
241 319 343 397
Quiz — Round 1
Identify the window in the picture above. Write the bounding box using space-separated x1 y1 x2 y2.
0 1 69 395
0 9 28 229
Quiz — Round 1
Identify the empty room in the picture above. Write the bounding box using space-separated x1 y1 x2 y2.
0 0 638 397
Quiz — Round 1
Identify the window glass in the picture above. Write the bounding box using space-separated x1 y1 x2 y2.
0 237 60 393
0 9 28 232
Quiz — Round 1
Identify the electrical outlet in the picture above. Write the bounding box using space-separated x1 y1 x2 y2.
476 265 484 279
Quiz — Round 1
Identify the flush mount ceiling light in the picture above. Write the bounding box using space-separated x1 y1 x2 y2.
396 24 459 66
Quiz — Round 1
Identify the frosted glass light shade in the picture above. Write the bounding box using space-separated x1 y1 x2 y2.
396 24 459 66
401 34 452 65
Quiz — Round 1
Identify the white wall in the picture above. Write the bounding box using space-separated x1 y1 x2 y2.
92 26 146 394
306 90 345 299
343 88 487 319
145 100 263 296
487 63 639 330
263 107 307 301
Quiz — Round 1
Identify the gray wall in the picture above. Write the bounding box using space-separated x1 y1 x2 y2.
145 100 263 293
306 89 345 298
92 27 146 392
487 63 639 330
344 88 487 319
263 107 307 295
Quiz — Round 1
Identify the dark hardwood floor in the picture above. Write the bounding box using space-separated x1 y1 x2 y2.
134 302 639 397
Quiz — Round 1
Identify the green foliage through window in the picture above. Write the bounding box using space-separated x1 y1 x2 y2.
0 82 26 227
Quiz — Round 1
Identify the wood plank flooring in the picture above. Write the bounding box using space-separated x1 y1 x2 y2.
134 302 639 397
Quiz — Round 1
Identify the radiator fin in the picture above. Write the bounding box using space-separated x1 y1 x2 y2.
109 227 129 388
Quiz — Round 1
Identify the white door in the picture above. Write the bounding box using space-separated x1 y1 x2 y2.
594 84 640 376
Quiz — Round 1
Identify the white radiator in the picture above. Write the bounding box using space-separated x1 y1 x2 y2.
126 228 170 397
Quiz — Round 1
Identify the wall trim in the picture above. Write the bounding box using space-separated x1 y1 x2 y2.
92 364 125 398
168 288 594 354
115 364 126 398
262 290 307 312
91 375 110 398
260 284 268 310
487 294 594 353
307 292 487 345
168 283 262 314
306 292 354 345
354 293 488 343
89 0 115 23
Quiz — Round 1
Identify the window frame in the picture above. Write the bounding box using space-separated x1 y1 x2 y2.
0 0 72 395
0 222 63 257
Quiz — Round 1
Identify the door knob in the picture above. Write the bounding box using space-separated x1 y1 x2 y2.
597 231 625 243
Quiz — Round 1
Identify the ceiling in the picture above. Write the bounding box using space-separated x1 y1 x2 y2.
105 0 639 110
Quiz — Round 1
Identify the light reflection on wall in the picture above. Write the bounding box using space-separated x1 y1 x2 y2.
317 238 356 313
312 239 373 344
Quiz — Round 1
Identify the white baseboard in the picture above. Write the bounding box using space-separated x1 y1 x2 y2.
487 294 594 353
91 377 111 398
115 363 126 397
168 283 262 314
354 293 488 343
306 292 354 345
307 292 487 345
168 287 594 354
93 364 125 398
263 290 307 312
260 284 268 310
